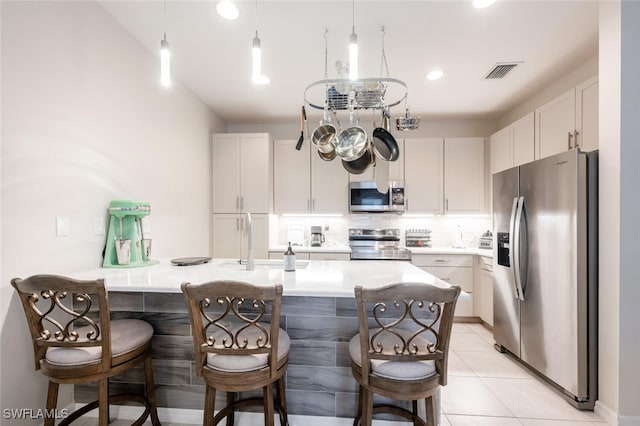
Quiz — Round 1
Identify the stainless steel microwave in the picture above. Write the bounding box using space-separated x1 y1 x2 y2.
349 181 406 213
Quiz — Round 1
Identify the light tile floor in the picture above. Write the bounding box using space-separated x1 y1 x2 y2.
75 323 609 425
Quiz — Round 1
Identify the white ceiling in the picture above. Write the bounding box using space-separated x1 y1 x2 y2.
98 0 599 124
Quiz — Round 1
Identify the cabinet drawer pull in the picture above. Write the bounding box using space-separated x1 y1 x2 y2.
441 278 451 281
435 259 449 263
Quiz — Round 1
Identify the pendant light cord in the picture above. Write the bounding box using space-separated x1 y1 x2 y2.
324 28 329 79
352 0 355 34
255 0 259 35
380 26 389 78
163 0 167 39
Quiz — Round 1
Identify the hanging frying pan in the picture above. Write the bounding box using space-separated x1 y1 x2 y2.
372 108 399 161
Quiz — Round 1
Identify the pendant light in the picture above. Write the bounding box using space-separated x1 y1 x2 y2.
348 0 358 81
251 0 269 85
160 0 170 87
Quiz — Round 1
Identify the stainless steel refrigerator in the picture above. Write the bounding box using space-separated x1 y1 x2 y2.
493 148 598 410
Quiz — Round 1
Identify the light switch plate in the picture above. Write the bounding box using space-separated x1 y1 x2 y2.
94 217 105 236
56 216 69 237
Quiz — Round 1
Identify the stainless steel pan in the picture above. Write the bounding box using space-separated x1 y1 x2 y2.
311 102 338 155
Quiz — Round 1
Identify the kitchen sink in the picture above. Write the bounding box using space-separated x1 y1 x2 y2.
218 260 309 270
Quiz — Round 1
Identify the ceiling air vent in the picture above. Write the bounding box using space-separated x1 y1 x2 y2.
484 62 521 79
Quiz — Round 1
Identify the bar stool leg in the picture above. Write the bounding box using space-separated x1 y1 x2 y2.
44 381 59 426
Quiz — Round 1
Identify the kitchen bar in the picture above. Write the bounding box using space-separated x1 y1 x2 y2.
67 259 459 420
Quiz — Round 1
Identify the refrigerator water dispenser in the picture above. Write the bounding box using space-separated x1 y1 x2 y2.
497 232 510 267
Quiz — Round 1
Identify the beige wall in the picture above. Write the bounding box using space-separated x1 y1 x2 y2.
617 1 640 422
597 1 621 421
0 1 224 423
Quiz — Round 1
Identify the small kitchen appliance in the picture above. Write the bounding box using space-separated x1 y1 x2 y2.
103 200 159 268
478 230 493 249
349 228 411 260
310 226 325 247
405 229 432 248
349 181 405 213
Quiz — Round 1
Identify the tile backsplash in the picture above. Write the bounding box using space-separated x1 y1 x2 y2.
272 214 492 249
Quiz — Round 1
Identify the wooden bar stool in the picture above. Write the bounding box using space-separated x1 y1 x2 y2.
11 274 160 426
350 282 461 426
181 280 289 426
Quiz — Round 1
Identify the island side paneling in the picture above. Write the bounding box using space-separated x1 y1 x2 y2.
75 292 420 418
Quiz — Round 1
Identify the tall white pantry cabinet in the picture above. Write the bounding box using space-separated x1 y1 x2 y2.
211 133 272 259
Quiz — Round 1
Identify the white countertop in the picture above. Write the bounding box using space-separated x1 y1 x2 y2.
68 258 457 298
409 246 494 258
269 245 493 257
269 244 351 253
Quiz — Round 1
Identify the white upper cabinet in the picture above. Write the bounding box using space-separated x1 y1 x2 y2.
311 148 349 214
490 112 535 175
404 138 444 214
273 140 311 213
444 137 485 214
575 76 599 152
490 126 512 175
535 88 576 160
273 140 348 214
212 133 272 213
535 76 598 160
348 139 405 183
512 112 535 167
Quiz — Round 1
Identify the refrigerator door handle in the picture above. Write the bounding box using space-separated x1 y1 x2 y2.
513 196 527 301
508 197 521 300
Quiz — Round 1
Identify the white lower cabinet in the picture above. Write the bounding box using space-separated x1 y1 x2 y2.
412 254 474 317
212 214 269 259
474 255 494 326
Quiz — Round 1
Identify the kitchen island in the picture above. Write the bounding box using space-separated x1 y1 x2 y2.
68 259 454 421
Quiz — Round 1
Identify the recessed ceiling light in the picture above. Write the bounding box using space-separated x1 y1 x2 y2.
426 70 444 81
216 1 239 20
473 0 496 9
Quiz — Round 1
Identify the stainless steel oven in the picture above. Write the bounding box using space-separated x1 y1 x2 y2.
349 228 412 261
348 181 405 213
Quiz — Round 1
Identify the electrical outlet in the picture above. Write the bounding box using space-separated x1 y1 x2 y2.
56 216 70 237
94 217 105 236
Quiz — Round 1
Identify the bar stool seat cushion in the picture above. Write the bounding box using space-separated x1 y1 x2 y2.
206 327 290 373
349 329 437 380
45 319 153 366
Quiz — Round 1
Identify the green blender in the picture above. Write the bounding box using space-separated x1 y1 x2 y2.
103 200 159 268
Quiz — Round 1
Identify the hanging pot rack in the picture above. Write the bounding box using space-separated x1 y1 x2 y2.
303 77 408 112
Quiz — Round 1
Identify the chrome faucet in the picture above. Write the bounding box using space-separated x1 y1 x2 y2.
244 212 255 271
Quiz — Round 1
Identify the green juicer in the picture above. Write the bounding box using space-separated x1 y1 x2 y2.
103 200 159 268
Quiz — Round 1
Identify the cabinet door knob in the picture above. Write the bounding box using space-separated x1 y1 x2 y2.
574 130 580 148
567 131 573 149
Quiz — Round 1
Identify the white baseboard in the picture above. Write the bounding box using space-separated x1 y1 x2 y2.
595 400 640 426
595 400 618 426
